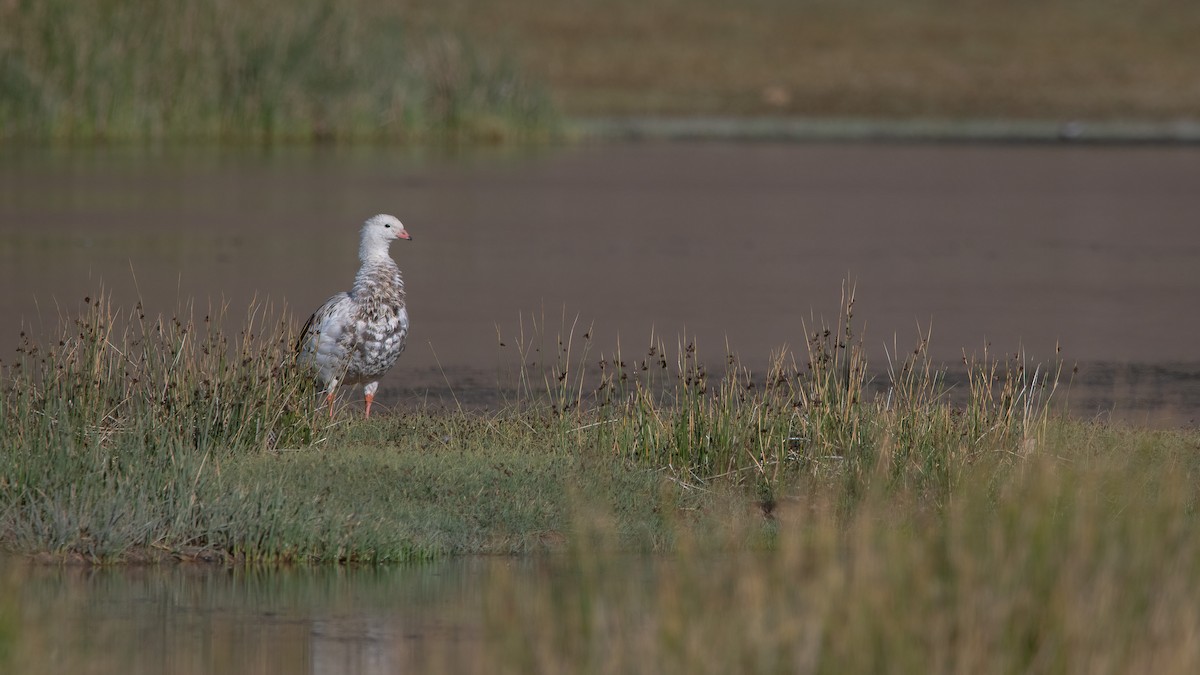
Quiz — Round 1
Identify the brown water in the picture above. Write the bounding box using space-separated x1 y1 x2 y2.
1 142 1198 423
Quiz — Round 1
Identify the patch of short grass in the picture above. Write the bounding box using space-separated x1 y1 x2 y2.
205 417 685 563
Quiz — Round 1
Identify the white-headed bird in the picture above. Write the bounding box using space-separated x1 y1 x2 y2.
299 214 412 418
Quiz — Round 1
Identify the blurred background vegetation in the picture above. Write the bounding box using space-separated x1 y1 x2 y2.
2 0 1197 143
0 0 557 143
430 0 1200 120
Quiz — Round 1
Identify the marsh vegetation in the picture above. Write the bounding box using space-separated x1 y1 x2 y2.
0 287 1189 559
2 288 1199 671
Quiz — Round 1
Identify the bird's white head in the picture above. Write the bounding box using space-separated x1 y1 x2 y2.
359 213 412 261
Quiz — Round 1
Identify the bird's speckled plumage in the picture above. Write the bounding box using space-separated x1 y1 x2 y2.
299 214 412 417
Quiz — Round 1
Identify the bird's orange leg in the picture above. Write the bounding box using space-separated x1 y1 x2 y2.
364 392 374 419
326 391 336 419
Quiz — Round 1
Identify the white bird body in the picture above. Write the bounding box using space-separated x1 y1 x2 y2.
299 214 412 417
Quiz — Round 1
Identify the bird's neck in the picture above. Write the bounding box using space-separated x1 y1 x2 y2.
359 238 391 263
352 257 404 299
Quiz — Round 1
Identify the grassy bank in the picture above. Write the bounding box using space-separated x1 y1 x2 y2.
6 427 1200 675
2 287 1196 565
0 0 557 143
0 294 683 563
4 291 1200 670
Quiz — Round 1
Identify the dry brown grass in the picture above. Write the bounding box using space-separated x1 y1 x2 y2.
404 0 1200 120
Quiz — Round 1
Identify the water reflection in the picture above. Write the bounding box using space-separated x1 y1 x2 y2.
4 555 517 674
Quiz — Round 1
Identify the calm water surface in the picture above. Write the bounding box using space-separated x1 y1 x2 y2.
0 553 580 674
2 141 1198 421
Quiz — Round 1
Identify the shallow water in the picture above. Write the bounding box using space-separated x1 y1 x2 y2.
1 142 1197 423
0 554 559 674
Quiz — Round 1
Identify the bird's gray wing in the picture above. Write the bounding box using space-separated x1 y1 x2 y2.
297 292 354 369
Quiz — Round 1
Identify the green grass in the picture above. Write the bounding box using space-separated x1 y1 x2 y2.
0 0 558 143
1 283 1184 567
0 293 686 563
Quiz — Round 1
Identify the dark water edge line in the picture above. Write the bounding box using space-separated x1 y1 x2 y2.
382 360 1200 428
570 116 1200 145
5 116 1200 149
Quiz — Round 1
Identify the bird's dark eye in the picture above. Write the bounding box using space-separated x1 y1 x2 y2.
384 223 391 228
